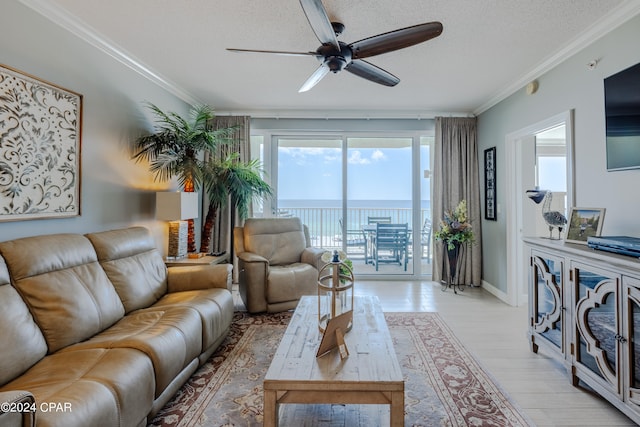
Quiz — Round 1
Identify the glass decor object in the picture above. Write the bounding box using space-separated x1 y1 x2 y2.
318 250 354 333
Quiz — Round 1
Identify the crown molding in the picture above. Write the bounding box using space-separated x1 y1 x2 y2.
473 0 640 115
215 109 474 120
19 0 640 118
18 0 201 106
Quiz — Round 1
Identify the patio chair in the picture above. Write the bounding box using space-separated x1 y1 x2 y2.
234 217 324 313
338 218 366 253
368 216 392 224
373 223 409 271
421 218 432 263
363 216 391 264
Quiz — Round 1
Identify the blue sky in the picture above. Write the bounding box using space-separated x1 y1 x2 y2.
278 145 430 202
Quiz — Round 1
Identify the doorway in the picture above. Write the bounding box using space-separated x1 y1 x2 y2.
505 111 574 306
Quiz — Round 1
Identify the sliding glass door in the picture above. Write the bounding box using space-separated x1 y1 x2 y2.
275 137 342 248
346 137 413 275
268 133 432 278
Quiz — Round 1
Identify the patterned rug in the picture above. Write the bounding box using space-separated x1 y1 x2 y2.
149 311 533 426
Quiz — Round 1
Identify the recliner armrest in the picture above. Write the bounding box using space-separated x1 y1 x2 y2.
301 247 325 270
0 390 36 427
236 251 269 313
236 252 268 264
167 264 233 293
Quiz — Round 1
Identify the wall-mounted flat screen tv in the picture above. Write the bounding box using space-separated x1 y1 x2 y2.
604 61 640 171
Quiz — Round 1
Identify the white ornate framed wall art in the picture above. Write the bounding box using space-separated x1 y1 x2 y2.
0 64 82 221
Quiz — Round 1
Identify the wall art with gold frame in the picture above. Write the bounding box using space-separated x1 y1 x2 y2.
0 64 82 221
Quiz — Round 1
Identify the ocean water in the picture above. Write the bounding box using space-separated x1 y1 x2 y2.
279 199 430 208
277 199 431 247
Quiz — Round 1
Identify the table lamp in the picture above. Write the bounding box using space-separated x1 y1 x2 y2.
156 192 199 258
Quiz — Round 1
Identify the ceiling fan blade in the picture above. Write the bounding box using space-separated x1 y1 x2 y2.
299 0 339 48
299 64 330 92
350 22 443 59
227 48 318 57
345 59 400 87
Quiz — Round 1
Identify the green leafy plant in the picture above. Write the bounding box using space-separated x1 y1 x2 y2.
131 103 271 253
434 200 474 250
131 103 236 192
200 154 272 253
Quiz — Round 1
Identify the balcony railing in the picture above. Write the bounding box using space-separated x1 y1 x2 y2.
277 206 431 261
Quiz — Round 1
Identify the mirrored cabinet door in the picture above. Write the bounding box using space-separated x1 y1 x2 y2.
573 262 621 395
625 277 640 410
530 252 564 354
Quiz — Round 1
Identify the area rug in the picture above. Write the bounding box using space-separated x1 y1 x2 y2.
149 311 533 426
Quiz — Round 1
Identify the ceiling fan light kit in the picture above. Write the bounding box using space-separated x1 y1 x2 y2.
227 0 442 92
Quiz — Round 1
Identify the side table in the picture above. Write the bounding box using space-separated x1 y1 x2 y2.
164 253 229 267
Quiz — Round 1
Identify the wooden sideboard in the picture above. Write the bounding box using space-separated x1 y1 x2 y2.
524 237 640 424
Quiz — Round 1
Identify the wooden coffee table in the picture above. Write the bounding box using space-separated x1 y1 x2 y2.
263 295 404 426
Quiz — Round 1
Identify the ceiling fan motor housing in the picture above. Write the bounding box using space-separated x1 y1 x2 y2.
317 42 352 73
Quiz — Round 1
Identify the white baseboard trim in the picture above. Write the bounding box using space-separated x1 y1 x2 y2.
481 280 510 305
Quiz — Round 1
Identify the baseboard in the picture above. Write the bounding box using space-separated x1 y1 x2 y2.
481 280 510 304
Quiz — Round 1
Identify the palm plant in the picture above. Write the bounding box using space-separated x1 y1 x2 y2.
131 102 236 191
200 154 273 253
132 103 236 252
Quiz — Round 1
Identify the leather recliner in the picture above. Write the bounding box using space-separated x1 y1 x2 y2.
234 217 324 313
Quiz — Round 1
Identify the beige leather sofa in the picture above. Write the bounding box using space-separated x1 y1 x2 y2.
0 227 234 427
234 217 324 313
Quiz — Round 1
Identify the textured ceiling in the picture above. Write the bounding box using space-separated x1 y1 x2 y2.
24 0 640 118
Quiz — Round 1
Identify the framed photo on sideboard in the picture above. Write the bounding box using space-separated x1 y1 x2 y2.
565 207 606 244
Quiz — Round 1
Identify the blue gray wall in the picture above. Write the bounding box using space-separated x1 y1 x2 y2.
0 1 190 249
478 14 640 293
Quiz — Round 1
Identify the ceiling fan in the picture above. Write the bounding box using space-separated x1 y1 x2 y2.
227 0 443 92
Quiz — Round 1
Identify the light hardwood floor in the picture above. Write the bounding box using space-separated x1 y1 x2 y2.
354 281 637 427
233 281 637 426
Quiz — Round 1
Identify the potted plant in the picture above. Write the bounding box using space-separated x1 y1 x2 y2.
132 103 271 254
434 200 474 289
199 153 272 253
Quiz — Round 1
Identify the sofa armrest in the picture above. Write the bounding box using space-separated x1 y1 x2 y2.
301 247 325 270
0 390 36 427
167 264 233 293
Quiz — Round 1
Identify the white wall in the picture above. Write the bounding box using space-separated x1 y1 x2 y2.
478 14 640 293
0 1 191 251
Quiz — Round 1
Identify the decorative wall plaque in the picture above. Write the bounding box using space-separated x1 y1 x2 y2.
0 64 82 221
484 146 496 220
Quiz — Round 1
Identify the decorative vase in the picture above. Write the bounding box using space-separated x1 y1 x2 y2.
446 241 461 281
443 241 465 293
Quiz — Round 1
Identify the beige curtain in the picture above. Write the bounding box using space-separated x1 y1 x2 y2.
432 117 482 285
203 116 251 272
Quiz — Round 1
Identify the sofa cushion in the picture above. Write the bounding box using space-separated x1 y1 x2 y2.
60 306 202 397
267 263 318 304
0 256 48 386
151 288 234 350
86 227 168 313
243 218 307 265
0 348 154 427
0 234 125 353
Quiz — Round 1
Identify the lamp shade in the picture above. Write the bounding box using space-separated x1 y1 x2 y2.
156 192 199 220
